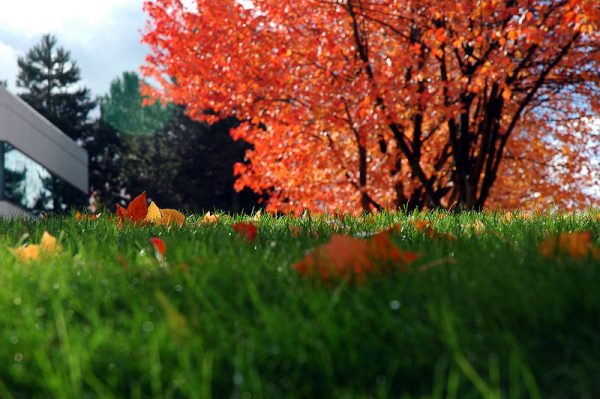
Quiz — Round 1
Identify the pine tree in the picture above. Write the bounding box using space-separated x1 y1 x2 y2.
16 34 94 211
17 34 95 141
100 71 173 136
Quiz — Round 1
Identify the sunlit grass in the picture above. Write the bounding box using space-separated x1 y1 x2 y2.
0 209 598 398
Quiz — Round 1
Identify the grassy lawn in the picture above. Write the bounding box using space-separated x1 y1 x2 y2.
0 210 598 398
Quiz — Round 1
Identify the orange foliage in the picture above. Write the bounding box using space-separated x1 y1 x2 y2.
143 0 599 213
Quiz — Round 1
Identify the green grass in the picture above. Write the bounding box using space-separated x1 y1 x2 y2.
0 210 598 398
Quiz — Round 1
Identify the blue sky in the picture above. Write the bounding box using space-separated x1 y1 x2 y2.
0 0 149 97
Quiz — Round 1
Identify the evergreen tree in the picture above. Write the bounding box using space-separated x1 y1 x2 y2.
16 34 94 211
122 106 260 213
17 34 95 141
83 119 129 208
100 71 173 136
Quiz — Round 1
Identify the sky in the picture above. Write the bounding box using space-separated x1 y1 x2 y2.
0 0 150 97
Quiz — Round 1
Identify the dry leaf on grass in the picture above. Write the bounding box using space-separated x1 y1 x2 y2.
233 222 258 241
294 230 420 281
539 232 599 262
11 231 61 262
115 193 186 227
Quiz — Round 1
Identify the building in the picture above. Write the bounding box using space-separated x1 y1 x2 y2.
0 85 88 217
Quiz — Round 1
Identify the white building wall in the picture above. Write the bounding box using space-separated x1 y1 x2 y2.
0 85 88 193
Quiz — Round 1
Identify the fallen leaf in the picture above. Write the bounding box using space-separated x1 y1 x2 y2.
11 231 61 262
157 209 186 226
233 222 258 241
411 220 455 240
11 245 41 262
539 232 598 261
115 193 186 227
116 192 148 223
126 192 149 221
201 212 219 224
150 237 167 257
145 202 162 223
251 210 262 221
75 211 100 221
294 230 420 281
502 211 513 223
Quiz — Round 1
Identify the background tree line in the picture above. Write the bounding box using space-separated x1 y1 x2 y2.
9 34 259 213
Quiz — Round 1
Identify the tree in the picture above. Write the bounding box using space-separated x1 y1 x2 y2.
17 34 95 211
17 34 95 141
101 71 174 136
98 70 260 212
83 119 130 208
142 0 599 213
121 106 260 212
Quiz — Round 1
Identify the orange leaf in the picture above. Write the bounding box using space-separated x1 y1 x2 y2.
11 245 41 262
233 222 258 241
294 232 420 281
75 211 100 221
11 231 61 262
539 232 596 261
411 220 454 240
158 209 186 226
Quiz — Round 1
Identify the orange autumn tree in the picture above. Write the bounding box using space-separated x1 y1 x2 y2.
142 0 599 213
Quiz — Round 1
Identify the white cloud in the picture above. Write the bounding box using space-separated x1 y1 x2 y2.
0 0 149 96
0 0 142 37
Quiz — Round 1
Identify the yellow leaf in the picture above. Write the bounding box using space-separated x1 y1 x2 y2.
145 201 162 222
252 210 262 222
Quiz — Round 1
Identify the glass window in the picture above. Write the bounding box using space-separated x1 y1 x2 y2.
1 142 86 213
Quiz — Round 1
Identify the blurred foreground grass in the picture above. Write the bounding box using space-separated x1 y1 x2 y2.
0 210 598 398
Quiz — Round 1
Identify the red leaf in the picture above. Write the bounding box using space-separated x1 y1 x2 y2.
116 204 127 219
127 192 148 222
233 222 258 241
150 237 167 257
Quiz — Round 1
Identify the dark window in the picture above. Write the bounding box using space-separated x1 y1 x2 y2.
0 142 86 213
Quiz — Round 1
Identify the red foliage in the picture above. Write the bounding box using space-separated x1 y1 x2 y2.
143 0 599 213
